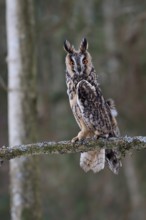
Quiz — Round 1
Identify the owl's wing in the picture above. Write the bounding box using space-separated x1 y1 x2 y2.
76 79 112 135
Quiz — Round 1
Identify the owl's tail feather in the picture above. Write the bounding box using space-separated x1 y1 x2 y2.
105 149 122 175
80 149 105 173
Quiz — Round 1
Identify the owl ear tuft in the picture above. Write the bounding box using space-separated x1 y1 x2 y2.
63 40 74 54
80 38 88 53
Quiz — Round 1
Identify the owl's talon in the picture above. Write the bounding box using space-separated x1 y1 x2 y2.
93 134 99 140
71 136 79 143
71 135 85 144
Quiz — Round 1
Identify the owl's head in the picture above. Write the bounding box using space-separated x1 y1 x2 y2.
64 38 93 78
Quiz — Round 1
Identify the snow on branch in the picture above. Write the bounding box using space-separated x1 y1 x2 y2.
0 136 146 162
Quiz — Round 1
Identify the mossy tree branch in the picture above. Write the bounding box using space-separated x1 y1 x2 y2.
1 136 146 161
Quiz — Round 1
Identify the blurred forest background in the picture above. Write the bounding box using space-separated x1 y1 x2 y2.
1 0 146 219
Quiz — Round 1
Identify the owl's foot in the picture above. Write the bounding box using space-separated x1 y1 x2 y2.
71 131 88 143
71 136 79 143
93 132 109 140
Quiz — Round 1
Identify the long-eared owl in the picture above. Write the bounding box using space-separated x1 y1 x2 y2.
64 38 121 174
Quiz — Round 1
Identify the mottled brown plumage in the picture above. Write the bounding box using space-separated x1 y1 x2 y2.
64 38 121 174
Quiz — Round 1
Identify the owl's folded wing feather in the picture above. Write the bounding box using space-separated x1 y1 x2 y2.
76 79 112 135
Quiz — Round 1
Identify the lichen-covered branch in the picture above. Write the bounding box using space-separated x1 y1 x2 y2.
1 136 146 161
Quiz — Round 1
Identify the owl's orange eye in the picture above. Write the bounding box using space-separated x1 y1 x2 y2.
83 58 88 64
69 59 74 66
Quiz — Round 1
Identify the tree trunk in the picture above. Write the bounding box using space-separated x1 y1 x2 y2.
102 0 120 83
124 156 145 220
6 0 42 219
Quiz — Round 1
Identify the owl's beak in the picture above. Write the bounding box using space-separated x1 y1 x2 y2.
77 66 81 73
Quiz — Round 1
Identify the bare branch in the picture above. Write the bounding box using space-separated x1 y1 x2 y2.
0 136 146 161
